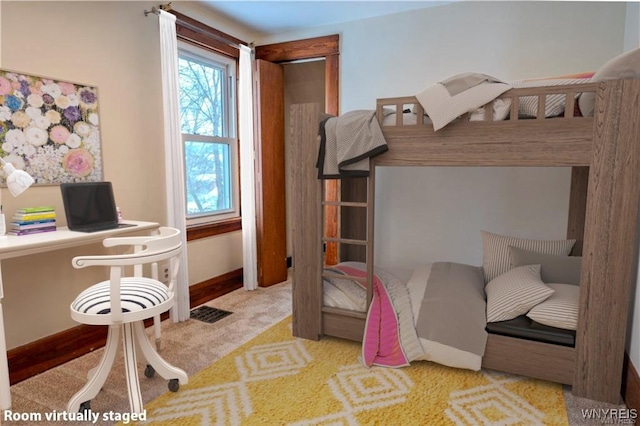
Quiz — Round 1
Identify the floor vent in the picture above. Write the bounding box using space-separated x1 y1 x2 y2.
190 306 232 324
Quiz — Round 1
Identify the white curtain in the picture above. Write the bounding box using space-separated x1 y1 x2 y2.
158 10 190 321
239 45 258 291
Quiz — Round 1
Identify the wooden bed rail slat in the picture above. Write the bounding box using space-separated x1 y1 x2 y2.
485 100 494 121
537 94 546 120
564 91 576 119
483 334 575 385
509 94 519 121
375 119 593 167
375 82 600 130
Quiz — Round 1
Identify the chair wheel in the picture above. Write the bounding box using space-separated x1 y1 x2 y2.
144 364 155 378
79 401 91 413
168 379 180 392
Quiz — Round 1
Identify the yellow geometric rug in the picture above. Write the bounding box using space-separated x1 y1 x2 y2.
140 317 568 425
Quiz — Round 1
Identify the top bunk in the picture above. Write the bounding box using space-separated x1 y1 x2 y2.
373 79 639 168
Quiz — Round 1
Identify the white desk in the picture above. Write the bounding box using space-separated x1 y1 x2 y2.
0 220 159 410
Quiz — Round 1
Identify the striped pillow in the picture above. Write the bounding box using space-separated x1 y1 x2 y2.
486 264 554 323
481 230 576 284
527 283 579 330
512 77 591 118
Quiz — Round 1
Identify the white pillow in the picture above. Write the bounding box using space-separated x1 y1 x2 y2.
481 230 576 284
578 48 640 117
486 264 554 323
527 283 579 330
415 73 511 131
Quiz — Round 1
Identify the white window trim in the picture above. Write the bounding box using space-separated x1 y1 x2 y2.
178 41 240 226
182 134 240 225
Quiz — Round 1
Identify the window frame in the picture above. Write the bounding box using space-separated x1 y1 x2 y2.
178 40 241 231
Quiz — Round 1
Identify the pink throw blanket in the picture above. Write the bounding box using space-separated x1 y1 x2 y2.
330 264 409 368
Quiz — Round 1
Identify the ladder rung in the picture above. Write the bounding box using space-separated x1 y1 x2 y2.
322 306 367 318
322 201 368 208
323 237 367 246
322 272 367 283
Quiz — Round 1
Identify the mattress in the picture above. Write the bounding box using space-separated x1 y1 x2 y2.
485 315 576 347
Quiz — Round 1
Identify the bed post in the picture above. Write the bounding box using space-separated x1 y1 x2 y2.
574 80 640 404
291 103 323 340
567 166 589 256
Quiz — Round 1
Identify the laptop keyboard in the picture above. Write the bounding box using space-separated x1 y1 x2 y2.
76 223 136 233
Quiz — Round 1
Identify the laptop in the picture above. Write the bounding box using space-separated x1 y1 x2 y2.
60 182 136 232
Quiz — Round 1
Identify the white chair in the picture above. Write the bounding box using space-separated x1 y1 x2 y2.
66 227 188 415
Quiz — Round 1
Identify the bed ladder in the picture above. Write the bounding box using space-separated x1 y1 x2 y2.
291 102 374 341
320 169 376 325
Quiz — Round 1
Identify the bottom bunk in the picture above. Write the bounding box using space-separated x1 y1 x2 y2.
320 309 575 385
320 258 578 386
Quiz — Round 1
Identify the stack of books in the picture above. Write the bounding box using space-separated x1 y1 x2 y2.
10 206 57 236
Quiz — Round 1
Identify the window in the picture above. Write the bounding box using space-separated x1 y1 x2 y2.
178 42 239 226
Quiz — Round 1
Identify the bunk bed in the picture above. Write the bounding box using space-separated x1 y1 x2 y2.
290 75 640 405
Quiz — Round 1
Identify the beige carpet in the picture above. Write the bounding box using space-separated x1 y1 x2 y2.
5 276 628 425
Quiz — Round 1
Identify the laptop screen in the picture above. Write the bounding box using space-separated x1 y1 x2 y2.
60 182 119 231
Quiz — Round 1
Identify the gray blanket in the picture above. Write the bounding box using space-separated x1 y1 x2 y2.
317 110 388 179
415 262 487 360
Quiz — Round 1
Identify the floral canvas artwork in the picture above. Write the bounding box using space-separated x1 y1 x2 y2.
0 69 102 185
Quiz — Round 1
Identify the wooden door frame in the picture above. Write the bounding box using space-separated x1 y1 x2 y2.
254 60 287 286
255 34 340 265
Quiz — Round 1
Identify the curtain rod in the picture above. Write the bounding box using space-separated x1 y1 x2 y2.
144 7 160 17
144 3 171 17
144 4 249 50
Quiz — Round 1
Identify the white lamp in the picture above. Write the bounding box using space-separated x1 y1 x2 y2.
0 158 34 197
0 158 34 236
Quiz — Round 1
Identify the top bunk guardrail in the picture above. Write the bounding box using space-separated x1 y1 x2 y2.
376 82 601 129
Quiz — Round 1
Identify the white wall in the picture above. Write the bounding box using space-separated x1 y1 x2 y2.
261 2 624 111
374 166 572 269
625 2 640 51
259 1 626 269
0 1 250 349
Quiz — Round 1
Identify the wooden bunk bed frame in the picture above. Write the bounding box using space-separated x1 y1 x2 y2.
290 79 640 405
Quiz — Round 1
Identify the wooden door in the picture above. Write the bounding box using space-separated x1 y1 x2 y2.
254 59 287 287
255 35 340 266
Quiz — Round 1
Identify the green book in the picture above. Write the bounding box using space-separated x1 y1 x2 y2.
15 206 55 214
